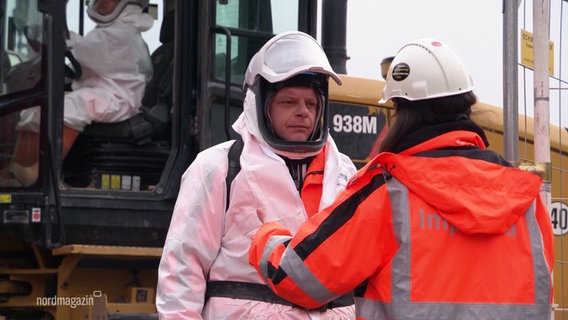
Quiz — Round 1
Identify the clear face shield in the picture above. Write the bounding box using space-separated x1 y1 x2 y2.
244 32 341 89
90 0 120 15
256 73 330 153
87 0 148 24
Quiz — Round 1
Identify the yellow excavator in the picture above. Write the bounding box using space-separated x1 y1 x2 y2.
0 0 566 319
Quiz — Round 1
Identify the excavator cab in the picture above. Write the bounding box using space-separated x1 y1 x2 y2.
0 0 319 247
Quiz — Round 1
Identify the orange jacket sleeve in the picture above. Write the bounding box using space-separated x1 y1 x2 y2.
249 168 391 309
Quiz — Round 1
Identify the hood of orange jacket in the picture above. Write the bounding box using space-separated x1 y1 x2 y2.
373 120 543 236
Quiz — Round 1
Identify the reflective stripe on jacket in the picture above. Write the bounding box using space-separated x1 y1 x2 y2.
353 176 551 320
249 130 554 320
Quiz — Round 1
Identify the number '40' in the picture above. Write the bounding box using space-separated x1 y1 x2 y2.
551 205 568 231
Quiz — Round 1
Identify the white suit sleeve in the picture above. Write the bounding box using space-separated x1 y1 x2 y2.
65 30 82 48
70 27 116 75
157 147 228 319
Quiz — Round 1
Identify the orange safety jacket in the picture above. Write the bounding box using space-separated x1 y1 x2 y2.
301 145 326 216
250 129 554 320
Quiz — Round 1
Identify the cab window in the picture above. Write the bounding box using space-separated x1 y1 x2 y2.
213 0 300 85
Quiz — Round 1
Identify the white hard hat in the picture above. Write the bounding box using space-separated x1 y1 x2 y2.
243 31 341 90
87 0 149 24
379 38 474 103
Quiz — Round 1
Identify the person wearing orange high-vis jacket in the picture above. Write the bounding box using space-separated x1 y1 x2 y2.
249 38 554 320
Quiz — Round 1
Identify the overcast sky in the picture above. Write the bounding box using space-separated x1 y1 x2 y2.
344 1 504 106
344 1 568 126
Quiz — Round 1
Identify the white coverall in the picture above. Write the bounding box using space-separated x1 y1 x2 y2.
17 4 153 132
157 90 357 319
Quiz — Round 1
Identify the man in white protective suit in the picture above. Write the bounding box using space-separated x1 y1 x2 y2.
0 0 153 187
156 31 357 320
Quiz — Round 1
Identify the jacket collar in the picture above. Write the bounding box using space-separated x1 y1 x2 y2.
392 120 489 154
